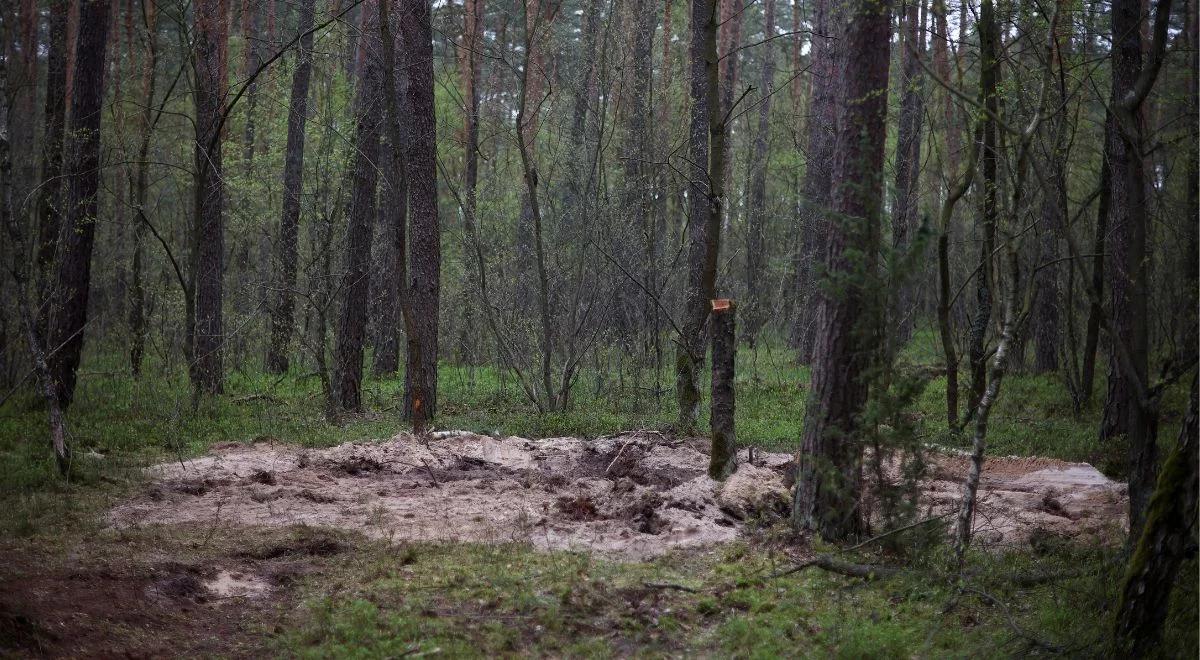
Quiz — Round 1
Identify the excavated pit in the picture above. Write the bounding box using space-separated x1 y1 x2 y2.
110 431 1128 559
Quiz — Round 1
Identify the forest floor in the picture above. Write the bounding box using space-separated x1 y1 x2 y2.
1 337 1196 657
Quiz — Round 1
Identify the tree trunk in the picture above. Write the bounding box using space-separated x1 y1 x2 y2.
34 1 72 333
930 0 960 181
966 0 999 413
460 0 483 250
789 0 840 360
372 133 406 376
266 0 316 375
792 0 891 542
675 0 721 434
709 299 737 480
742 0 774 348
1031 9 1073 376
1032 167 1064 375
620 0 658 351
717 0 743 199
891 0 924 348
1111 374 1198 657
333 3 381 413
191 0 229 396
1 53 71 476
129 0 159 378
564 0 602 233
1100 0 1160 538
240 0 261 166
399 0 440 421
1181 0 1199 355
5 0 38 223
46 0 111 408
1080 129 1110 403
954 252 1025 563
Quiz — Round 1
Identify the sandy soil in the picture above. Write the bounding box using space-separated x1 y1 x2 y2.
109 431 1128 558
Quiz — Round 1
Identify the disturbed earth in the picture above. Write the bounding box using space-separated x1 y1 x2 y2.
110 430 1129 558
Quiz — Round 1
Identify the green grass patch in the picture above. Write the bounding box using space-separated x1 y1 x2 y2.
278 539 1198 658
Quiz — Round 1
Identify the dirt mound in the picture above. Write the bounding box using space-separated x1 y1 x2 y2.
111 432 759 559
110 432 1128 558
923 453 1128 549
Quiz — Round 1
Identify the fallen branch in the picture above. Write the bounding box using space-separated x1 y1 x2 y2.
643 581 701 593
844 513 953 552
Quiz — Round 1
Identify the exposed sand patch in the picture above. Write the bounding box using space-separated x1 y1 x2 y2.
204 570 271 599
109 432 1128 558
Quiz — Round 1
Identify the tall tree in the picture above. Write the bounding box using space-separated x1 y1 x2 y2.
129 0 160 377
791 0 891 541
620 0 659 346
34 1 73 325
966 0 999 413
240 0 262 166
46 0 112 407
789 0 840 359
1100 0 1174 537
930 0 960 179
675 0 722 433
266 0 317 374
333 3 381 412
399 0 440 421
743 0 775 347
890 0 924 346
460 0 484 254
191 0 230 395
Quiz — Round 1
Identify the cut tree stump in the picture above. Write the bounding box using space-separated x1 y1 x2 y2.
709 299 736 480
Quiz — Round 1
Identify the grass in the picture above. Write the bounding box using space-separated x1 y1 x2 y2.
1 332 1195 656
278 539 1197 657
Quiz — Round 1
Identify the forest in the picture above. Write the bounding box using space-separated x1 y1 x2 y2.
0 0 1197 655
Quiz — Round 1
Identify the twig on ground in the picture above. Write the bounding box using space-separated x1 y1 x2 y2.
605 437 639 475
643 581 701 593
420 457 441 485
844 512 955 552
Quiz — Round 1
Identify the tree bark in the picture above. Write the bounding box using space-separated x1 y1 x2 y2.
1080 129 1110 403
460 0 484 245
1 51 71 476
1100 0 1165 538
46 0 112 408
966 0 999 413
34 1 73 333
240 0 261 166
954 252 1025 563
930 0 960 181
620 0 659 350
709 299 737 480
191 0 229 396
266 0 316 375
742 0 774 348
333 4 381 413
792 0 891 542
1111 374 1198 657
789 0 840 360
129 0 159 378
675 0 721 434
399 0 440 421
891 0 924 348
